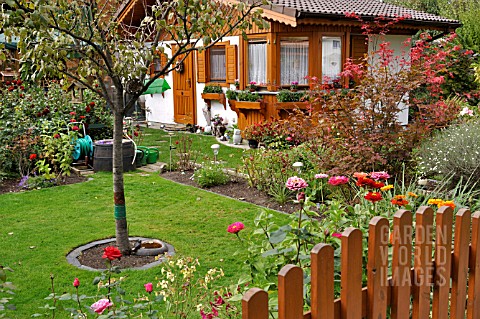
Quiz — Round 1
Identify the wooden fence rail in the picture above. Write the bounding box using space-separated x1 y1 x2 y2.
242 206 480 319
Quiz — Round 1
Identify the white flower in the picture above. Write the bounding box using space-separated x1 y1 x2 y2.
460 107 474 116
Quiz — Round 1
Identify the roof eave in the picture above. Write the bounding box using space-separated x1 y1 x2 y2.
296 12 461 31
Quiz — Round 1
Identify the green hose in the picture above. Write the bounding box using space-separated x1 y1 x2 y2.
73 135 93 161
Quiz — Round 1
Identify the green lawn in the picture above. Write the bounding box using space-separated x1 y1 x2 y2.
139 128 246 168
0 171 288 317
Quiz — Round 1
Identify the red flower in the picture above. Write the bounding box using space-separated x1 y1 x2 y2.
70 111 76 116
80 115 86 119
29 153 37 160
85 106 91 113
134 131 139 137
102 246 122 260
8 86 14 91
73 278 80 288
391 195 409 206
70 118 76 122
5 81 10 85
370 181 385 189
16 79 22 85
53 133 60 139
356 176 374 187
72 125 79 131
227 222 245 234
20 86 25 91
364 191 382 202
332 232 342 238
89 101 95 107
144 282 153 293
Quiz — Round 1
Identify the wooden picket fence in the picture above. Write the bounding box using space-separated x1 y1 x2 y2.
242 206 480 319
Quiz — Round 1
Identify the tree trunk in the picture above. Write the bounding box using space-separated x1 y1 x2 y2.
113 89 131 254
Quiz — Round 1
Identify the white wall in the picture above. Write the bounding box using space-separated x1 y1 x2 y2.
145 36 240 128
145 46 175 124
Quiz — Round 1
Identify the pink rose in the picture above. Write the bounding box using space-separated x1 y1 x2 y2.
90 299 113 314
73 278 80 288
227 222 245 234
144 282 153 293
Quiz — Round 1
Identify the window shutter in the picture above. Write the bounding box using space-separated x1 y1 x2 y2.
197 50 207 83
159 53 168 78
225 45 237 84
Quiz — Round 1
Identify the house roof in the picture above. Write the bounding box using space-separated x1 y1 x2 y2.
116 0 460 30
267 0 460 28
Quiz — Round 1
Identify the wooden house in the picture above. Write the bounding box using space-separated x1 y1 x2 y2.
117 0 460 130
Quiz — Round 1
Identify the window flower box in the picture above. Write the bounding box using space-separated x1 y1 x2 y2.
201 92 226 109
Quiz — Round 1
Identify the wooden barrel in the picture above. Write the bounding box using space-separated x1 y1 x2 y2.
93 139 135 172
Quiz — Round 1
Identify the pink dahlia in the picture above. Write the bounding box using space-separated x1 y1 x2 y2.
285 176 308 191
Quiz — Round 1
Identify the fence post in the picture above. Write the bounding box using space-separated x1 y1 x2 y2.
432 206 453 319
467 211 480 319
278 265 303 319
242 288 269 319
451 208 471 319
311 243 334 319
412 206 434 319
367 216 389 319
391 209 412 319
341 227 363 319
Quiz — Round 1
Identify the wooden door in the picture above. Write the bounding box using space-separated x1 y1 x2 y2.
173 50 196 124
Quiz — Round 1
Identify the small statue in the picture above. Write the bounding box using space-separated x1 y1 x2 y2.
203 103 211 126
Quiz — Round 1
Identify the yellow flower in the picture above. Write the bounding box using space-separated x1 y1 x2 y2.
408 192 418 198
440 200 455 209
428 198 443 205
380 185 394 191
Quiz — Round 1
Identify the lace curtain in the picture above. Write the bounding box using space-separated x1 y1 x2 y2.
322 36 342 81
210 47 226 82
280 37 309 85
248 41 267 84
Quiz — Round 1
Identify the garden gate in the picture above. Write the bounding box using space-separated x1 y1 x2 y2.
242 206 480 319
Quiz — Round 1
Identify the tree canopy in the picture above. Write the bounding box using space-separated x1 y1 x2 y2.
0 0 268 253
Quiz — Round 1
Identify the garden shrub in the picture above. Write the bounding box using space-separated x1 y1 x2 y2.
416 120 480 186
0 80 112 178
194 164 230 188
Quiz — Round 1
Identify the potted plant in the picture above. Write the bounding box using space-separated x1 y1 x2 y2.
202 84 226 109
243 124 261 148
234 79 240 90
247 81 257 92
290 81 299 92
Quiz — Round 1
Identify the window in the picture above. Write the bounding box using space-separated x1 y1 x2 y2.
209 46 226 82
248 39 267 84
280 37 309 85
150 51 168 78
322 36 342 81
197 43 237 84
